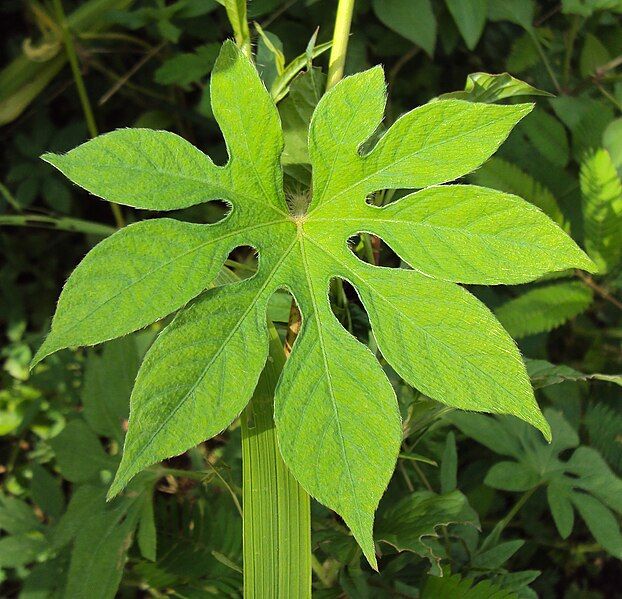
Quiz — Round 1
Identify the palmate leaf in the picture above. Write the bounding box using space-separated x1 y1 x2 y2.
34 41 594 566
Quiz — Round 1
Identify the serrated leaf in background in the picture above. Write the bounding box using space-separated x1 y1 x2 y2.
472 157 566 227
495 281 593 338
521 109 569 167
580 148 622 273
422 571 518 598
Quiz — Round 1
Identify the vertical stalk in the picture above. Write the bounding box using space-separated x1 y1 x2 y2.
241 1 357 594
52 0 125 228
326 0 356 90
241 325 311 597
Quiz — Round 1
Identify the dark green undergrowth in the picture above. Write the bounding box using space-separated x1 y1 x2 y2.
1 1 621 597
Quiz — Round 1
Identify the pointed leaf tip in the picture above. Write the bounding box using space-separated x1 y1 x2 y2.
535 410 553 443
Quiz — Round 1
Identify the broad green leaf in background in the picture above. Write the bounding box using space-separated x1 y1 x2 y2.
372 0 436 57
50 419 118 483
35 41 594 566
154 43 219 87
445 0 488 50
82 336 140 443
437 72 551 103
521 109 569 167
488 0 535 31
562 0 622 15
579 33 610 78
449 409 622 557
526 359 622 389
376 490 479 575
580 148 622 273
603 118 622 173
494 281 593 338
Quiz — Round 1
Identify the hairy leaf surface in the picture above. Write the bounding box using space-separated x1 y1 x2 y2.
36 41 594 565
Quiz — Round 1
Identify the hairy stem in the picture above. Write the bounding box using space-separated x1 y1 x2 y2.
52 0 125 228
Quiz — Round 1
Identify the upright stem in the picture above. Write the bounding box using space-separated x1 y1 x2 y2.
326 0 356 90
242 326 311 598
528 29 562 93
53 0 125 228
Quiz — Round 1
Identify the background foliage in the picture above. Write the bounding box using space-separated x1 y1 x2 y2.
1 0 621 597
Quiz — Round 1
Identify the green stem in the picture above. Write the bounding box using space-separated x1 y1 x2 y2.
485 486 539 549
528 29 562 93
0 213 115 236
52 0 125 228
326 0 356 90
241 325 312 597
563 15 581 86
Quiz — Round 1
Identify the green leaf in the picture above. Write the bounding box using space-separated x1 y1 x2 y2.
340 185 592 283
50 419 116 483
154 44 219 87
376 490 479 575
603 118 622 173
438 72 551 103
580 148 622 273
472 539 525 569
522 109 569 167
445 0 488 50
547 479 574 538
0 493 43 534
440 432 457 494
275 295 400 568
255 26 284 90
485 461 541 491
32 219 236 366
453 408 622 554
579 33 610 78
372 0 437 56
571 493 622 557
494 281 593 338
137 495 157 561
310 73 533 213
0 532 48 568
488 0 534 31
422 572 518 598
472 157 566 227
64 499 141 598
108 279 271 499
82 336 140 442
279 68 325 184
42 129 226 210
562 0 622 15
270 40 332 103
526 359 622 389
353 265 550 435
586 403 622 473
507 34 540 73
39 42 592 564
31 463 65 519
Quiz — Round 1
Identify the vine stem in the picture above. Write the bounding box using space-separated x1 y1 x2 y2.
52 0 125 228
